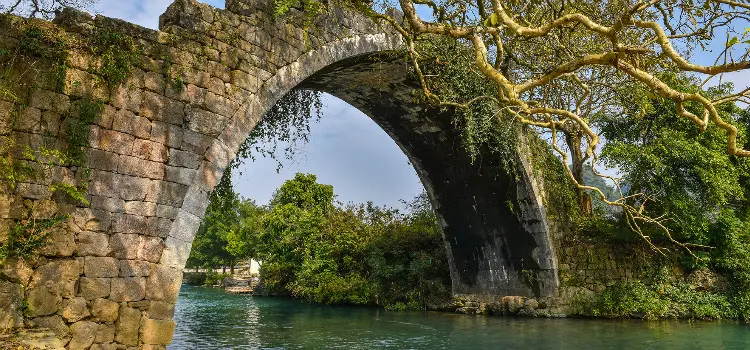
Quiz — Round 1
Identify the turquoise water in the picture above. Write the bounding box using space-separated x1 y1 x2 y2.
169 285 750 349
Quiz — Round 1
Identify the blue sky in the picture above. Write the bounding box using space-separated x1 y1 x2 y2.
4 0 748 207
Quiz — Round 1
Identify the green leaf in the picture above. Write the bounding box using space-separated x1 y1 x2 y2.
727 36 739 47
483 13 499 27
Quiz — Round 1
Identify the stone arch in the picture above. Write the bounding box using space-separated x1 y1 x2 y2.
0 0 559 347
158 0 559 300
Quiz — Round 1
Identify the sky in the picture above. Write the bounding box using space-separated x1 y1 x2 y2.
3 0 749 207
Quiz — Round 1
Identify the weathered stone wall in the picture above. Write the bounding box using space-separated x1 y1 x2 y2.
0 0 403 348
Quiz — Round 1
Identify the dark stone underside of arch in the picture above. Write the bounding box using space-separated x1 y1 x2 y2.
299 54 557 298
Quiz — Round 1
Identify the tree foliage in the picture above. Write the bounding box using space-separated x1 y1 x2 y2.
194 173 451 309
256 174 450 308
341 0 750 252
186 189 267 272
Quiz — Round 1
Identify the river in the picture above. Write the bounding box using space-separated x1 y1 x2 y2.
169 285 750 349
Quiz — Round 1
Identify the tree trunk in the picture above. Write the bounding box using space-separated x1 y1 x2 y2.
230 261 235 275
565 131 592 215
222 265 226 274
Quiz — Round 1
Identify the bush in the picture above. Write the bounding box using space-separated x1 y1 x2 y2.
183 272 207 286
583 280 736 320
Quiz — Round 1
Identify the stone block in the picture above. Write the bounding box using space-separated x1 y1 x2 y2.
110 277 146 302
195 161 224 192
115 306 142 346
155 204 179 219
146 180 189 206
159 237 192 269
72 208 111 232
146 301 175 320
166 82 205 105
124 201 158 217
97 104 116 129
14 106 41 133
92 298 120 323
111 214 149 235
146 264 182 302
0 193 10 219
41 110 62 135
143 72 166 93
94 323 116 343
185 106 227 136
0 257 34 286
29 315 70 343
0 280 23 328
120 259 151 277
60 297 90 323
29 89 70 113
138 236 165 263
90 195 125 213
110 85 143 113
98 129 136 155
117 155 166 180
147 216 172 238
77 277 110 300
65 67 109 101
119 175 153 201
113 109 152 139
167 148 202 169
89 170 118 198
181 185 210 217
110 233 140 259
231 69 260 92
29 259 80 299
75 231 111 256
16 183 51 199
133 139 168 162
38 226 76 257
169 210 201 242
140 318 176 345
180 129 213 154
68 321 98 350
89 148 121 172
84 257 120 278
25 282 61 317
204 138 234 169
150 121 184 148
164 165 196 185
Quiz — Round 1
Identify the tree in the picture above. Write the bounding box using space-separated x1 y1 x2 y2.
226 199 266 265
330 0 750 250
1 0 96 19
187 185 265 274
256 173 335 293
599 76 750 256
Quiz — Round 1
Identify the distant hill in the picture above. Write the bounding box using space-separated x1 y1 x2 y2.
581 167 620 202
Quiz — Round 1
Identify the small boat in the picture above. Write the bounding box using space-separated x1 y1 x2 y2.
225 286 253 294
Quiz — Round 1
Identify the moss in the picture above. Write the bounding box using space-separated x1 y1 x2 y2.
525 128 583 226
91 29 139 87
18 24 69 92
64 97 102 166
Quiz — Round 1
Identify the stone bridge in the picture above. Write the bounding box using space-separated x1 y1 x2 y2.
0 0 561 348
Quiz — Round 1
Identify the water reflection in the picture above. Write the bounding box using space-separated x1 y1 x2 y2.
169 285 750 349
